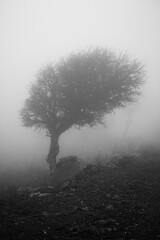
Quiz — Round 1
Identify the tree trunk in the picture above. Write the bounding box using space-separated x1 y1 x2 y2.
46 133 59 173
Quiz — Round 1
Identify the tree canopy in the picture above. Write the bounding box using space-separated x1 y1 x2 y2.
20 47 145 172
20 47 144 136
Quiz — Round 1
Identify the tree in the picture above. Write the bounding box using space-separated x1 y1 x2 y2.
20 47 144 173
123 102 139 138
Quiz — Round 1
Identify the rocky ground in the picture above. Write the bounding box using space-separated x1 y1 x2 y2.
0 152 160 240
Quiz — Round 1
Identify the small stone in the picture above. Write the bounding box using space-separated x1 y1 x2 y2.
38 193 51 197
99 220 107 225
61 181 70 189
82 206 89 211
105 205 114 210
105 193 111 198
112 194 119 200
106 228 112 231
106 218 116 223
42 211 49 216
30 192 51 198
70 188 76 192
55 212 63 216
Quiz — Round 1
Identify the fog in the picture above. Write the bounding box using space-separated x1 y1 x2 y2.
1 0 160 168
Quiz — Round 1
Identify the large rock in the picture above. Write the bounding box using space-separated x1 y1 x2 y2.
51 156 86 187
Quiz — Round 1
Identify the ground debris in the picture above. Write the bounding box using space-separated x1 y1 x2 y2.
1 154 160 239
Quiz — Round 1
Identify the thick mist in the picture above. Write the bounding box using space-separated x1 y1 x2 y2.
1 0 160 169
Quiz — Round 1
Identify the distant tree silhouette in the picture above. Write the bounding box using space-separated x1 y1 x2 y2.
20 47 145 173
123 102 139 138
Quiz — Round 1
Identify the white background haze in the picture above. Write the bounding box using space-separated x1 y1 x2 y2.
1 0 160 166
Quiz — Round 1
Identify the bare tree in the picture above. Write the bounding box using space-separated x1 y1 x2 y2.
20 47 144 173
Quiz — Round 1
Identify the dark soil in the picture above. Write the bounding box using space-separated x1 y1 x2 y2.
1 154 160 240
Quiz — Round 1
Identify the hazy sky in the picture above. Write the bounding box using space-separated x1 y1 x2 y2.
1 0 160 163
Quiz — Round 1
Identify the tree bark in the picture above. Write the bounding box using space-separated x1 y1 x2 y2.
46 133 59 173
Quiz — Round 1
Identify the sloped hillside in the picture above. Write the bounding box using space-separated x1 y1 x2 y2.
0 152 160 240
